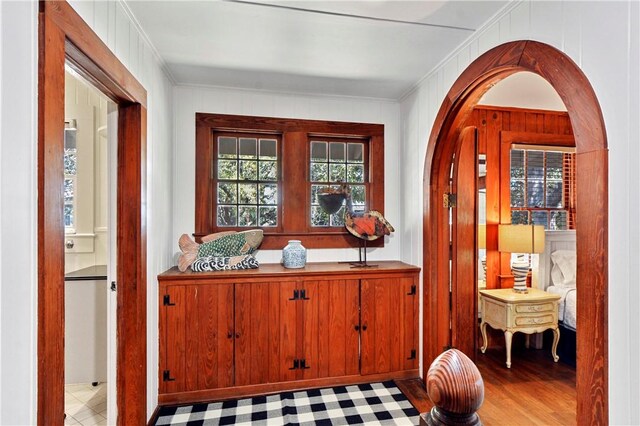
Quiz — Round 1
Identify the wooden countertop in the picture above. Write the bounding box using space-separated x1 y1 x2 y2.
159 261 420 281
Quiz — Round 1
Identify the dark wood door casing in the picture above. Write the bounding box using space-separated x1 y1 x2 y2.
38 2 148 424
422 40 608 425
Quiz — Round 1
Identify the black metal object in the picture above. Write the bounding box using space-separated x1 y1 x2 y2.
289 359 300 370
407 349 416 360
163 370 175 382
163 294 175 306
407 285 417 296
289 289 300 300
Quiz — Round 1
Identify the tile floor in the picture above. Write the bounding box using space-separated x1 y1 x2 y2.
64 383 108 425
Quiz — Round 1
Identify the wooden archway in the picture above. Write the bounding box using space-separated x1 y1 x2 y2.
422 41 608 424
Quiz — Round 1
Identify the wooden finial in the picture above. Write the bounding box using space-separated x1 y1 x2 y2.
420 349 484 425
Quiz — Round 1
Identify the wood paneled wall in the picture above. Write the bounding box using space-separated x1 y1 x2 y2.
465 105 574 289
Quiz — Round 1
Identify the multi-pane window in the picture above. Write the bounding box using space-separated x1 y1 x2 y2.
214 134 280 227
510 148 575 230
309 140 367 227
197 113 384 249
64 122 77 232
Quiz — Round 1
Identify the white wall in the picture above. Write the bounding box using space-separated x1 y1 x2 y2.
0 1 175 423
0 2 38 424
478 71 567 111
173 86 403 264
68 1 176 419
400 1 640 424
64 71 111 273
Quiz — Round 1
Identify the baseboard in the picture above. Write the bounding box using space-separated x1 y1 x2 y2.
157 370 419 406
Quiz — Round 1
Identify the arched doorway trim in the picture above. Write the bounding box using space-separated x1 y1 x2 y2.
422 40 608 424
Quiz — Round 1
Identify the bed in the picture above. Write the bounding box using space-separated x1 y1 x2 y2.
535 230 577 365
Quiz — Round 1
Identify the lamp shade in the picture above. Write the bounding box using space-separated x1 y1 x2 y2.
478 224 486 249
498 224 545 254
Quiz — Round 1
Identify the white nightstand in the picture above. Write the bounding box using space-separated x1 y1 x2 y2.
479 288 561 368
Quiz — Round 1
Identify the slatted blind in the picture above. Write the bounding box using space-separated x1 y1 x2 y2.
510 146 576 230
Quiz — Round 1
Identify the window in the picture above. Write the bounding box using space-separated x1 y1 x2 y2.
309 139 367 227
214 133 280 228
64 121 78 232
195 113 384 249
510 147 576 230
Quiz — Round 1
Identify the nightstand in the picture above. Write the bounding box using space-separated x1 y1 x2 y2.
479 288 561 368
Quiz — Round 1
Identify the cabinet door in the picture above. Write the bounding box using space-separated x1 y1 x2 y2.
160 283 234 393
360 276 418 375
301 279 360 380
235 281 299 386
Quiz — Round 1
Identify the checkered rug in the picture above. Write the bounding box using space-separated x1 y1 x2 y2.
154 381 419 425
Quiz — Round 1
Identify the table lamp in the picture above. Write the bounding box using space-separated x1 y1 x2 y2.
498 224 545 293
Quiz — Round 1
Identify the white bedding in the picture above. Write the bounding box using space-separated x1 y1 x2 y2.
546 285 577 331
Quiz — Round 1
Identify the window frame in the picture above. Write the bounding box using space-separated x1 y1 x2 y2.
195 113 385 249
211 131 284 232
308 136 370 230
499 131 576 231
509 148 573 230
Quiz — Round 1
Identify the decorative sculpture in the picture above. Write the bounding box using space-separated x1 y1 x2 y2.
178 229 263 272
420 349 484 426
317 184 394 267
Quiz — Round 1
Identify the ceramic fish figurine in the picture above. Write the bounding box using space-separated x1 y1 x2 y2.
344 210 394 241
178 229 263 272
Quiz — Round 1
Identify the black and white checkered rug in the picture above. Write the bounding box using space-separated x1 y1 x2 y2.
154 381 419 425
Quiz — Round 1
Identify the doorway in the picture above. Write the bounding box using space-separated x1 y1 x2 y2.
422 41 608 424
62 67 114 424
38 3 147 424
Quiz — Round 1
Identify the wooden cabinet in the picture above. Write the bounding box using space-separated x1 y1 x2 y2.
361 277 418 375
159 282 234 394
158 261 419 404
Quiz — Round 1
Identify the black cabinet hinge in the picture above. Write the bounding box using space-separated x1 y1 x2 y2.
289 358 311 370
162 370 175 382
407 349 417 360
289 289 311 301
163 294 175 306
407 285 416 296
110 281 116 292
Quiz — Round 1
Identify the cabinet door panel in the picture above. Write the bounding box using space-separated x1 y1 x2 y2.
163 285 187 393
196 284 234 390
161 283 234 393
235 281 298 386
303 279 359 380
361 277 418 375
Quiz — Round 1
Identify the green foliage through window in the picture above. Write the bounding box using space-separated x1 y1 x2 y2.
309 140 367 227
215 136 279 227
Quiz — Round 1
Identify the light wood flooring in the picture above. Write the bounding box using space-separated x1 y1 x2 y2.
397 346 577 426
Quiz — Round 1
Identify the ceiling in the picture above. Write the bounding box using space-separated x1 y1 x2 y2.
126 1 509 99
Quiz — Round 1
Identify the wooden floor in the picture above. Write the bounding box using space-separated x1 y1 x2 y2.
397 347 576 425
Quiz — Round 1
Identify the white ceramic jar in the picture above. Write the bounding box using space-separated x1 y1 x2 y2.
282 240 306 268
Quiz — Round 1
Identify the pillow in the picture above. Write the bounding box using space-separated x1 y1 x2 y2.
550 250 576 287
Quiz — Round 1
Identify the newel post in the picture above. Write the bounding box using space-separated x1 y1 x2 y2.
420 349 485 425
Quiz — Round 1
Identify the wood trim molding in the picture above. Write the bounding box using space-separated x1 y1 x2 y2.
422 40 608 424
38 1 148 424
195 113 385 249
158 370 419 406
